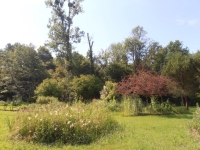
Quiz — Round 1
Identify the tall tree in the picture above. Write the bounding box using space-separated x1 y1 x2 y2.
45 0 85 70
142 41 163 71
87 33 94 74
124 26 148 72
162 51 198 109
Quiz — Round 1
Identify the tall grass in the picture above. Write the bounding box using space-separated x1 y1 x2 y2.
9 101 120 145
188 104 200 135
103 97 189 116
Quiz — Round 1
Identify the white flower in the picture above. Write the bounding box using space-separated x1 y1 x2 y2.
35 114 38 118
54 111 58 115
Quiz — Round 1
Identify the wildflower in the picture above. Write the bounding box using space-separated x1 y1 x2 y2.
70 124 74 128
67 121 71 124
50 112 52 115
40 118 42 121
54 111 58 115
28 117 31 120
35 114 38 118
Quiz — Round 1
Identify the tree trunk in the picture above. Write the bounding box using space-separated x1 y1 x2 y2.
181 96 185 106
146 96 148 105
161 96 163 103
185 96 189 110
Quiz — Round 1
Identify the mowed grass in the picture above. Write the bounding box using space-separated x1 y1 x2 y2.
0 107 200 150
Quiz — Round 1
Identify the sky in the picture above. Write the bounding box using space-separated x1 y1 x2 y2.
0 0 200 56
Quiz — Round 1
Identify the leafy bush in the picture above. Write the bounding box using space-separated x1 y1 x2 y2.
71 75 103 101
34 78 73 102
9 102 119 145
36 96 58 104
100 81 118 101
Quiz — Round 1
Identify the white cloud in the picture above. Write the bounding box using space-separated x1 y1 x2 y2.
176 19 199 26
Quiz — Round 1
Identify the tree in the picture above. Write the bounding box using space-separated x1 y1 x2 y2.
105 62 132 82
124 26 148 72
109 42 128 65
162 51 198 109
45 0 85 70
87 33 94 74
37 46 56 70
117 70 171 104
142 41 163 71
0 43 48 101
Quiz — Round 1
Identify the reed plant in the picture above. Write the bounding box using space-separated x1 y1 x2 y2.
9 101 119 145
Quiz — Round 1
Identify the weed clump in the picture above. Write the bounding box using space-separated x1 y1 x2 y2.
188 104 200 135
9 102 119 145
36 96 58 104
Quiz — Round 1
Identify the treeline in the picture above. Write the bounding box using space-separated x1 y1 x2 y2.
0 26 200 109
0 0 200 109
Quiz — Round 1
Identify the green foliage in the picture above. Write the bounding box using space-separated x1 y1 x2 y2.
45 0 85 69
103 99 122 112
105 63 132 82
37 46 56 70
71 75 103 101
188 104 200 135
100 81 118 101
36 96 58 104
103 97 188 116
0 43 48 101
122 97 144 116
35 79 65 100
9 102 119 145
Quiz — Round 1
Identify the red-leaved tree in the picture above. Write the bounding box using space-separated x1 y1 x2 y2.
117 70 172 103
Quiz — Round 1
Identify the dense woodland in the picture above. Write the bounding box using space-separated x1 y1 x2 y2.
0 0 200 110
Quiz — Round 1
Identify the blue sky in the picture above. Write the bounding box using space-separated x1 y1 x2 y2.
0 0 200 55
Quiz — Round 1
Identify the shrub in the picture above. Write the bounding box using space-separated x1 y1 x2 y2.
100 81 118 102
36 96 58 104
9 102 119 145
34 78 73 102
71 75 103 102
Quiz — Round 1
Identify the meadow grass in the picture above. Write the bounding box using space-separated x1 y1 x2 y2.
0 106 200 150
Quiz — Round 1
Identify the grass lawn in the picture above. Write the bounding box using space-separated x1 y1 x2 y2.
0 107 200 150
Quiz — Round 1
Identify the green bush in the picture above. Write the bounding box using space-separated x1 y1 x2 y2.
36 96 58 104
71 75 103 101
100 81 118 102
34 78 73 102
9 101 119 145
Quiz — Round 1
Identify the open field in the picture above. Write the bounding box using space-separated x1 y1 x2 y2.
0 107 200 150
